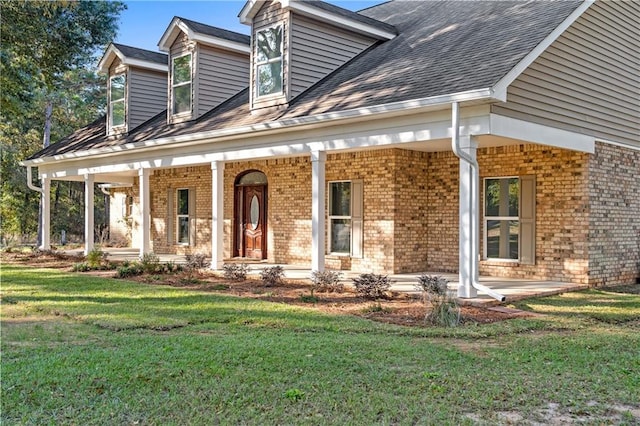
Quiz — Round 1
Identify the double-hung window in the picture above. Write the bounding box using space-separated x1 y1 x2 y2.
172 54 192 115
109 74 126 130
484 176 536 264
328 180 363 256
177 188 190 244
255 25 283 97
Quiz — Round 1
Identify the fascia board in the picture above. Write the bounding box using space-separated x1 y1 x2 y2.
490 114 595 153
280 0 396 40
124 58 168 73
21 88 496 167
239 0 264 25
190 34 250 54
158 17 183 52
97 45 119 73
492 0 593 97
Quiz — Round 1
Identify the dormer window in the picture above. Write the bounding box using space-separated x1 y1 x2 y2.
109 74 126 130
255 25 283 97
172 53 192 115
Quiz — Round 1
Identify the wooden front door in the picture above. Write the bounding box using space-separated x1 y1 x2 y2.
235 185 267 259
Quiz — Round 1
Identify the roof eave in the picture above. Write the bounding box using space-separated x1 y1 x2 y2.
22 88 498 166
239 0 264 25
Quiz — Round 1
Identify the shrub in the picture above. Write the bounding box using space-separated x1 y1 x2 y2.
185 253 210 270
115 261 144 278
352 273 393 300
415 275 460 327
86 248 107 269
140 252 161 274
222 263 250 281
72 262 90 272
310 270 344 295
162 261 182 274
260 266 284 287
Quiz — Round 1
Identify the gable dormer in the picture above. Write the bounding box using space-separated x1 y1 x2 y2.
158 17 251 124
240 0 397 111
98 43 168 136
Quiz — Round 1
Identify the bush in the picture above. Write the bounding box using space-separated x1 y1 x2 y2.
162 261 182 274
72 262 90 272
140 252 161 274
185 253 210 270
115 261 144 278
352 273 393 300
222 263 250 281
310 270 344 295
260 266 284 287
86 248 107 269
415 275 460 327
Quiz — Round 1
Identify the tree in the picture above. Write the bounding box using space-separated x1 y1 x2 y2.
0 0 125 245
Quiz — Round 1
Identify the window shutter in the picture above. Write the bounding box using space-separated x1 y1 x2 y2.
189 188 196 246
520 175 536 265
351 180 364 258
167 189 174 245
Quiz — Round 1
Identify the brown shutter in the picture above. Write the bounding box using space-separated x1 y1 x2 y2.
520 175 536 265
167 189 174 245
351 180 364 258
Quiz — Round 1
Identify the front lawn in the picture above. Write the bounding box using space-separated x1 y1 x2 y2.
2 264 639 424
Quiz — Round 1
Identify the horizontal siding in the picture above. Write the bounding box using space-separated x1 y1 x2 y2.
196 45 249 117
170 32 189 57
289 14 375 98
492 1 640 148
128 68 167 130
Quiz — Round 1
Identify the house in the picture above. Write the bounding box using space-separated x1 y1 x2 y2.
23 0 640 299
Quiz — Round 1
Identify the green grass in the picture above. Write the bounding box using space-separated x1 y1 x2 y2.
2 264 639 425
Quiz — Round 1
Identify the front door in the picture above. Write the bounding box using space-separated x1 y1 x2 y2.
234 184 267 259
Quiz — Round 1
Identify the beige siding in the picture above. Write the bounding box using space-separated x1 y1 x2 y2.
128 68 167 129
492 1 640 148
196 45 249 117
289 14 376 98
169 32 194 122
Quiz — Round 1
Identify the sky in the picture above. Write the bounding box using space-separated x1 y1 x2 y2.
114 1 384 52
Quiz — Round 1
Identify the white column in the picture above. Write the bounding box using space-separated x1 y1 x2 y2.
84 174 95 255
211 161 225 270
40 177 51 250
311 151 326 272
457 135 478 298
139 168 151 256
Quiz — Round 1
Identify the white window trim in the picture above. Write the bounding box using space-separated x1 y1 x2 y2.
254 23 284 99
171 53 193 117
483 176 520 262
176 188 190 245
328 180 352 256
109 74 126 130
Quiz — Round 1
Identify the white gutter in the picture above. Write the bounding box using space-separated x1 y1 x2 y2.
22 88 496 167
451 102 505 302
26 166 43 194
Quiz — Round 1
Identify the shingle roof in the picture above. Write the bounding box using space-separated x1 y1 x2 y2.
111 43 167 65
29 0 584 160
177 17 250 45
297 0 397 35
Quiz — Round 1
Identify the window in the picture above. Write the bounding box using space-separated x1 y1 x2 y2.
329 182 351 253
172 54 192 115
109 74 126 129
177 189 190 244
483 176 535 264
255 25 283 97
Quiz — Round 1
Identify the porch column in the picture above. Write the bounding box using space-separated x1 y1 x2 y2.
311 151 326 272
40 177 51 250
211 161 225 270
84 174 95 255
138 168 151 256
457 135 479 298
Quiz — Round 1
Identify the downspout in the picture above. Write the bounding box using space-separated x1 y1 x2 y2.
26 165 43 194
451 102 505 302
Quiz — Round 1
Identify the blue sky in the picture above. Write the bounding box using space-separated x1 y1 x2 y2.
115 1 384 52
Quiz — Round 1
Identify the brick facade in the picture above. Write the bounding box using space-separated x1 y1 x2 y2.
110 143 639 285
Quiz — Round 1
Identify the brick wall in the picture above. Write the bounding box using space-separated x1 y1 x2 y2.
587 142 640 286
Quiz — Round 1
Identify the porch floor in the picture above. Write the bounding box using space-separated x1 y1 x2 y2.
66 248 588 306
